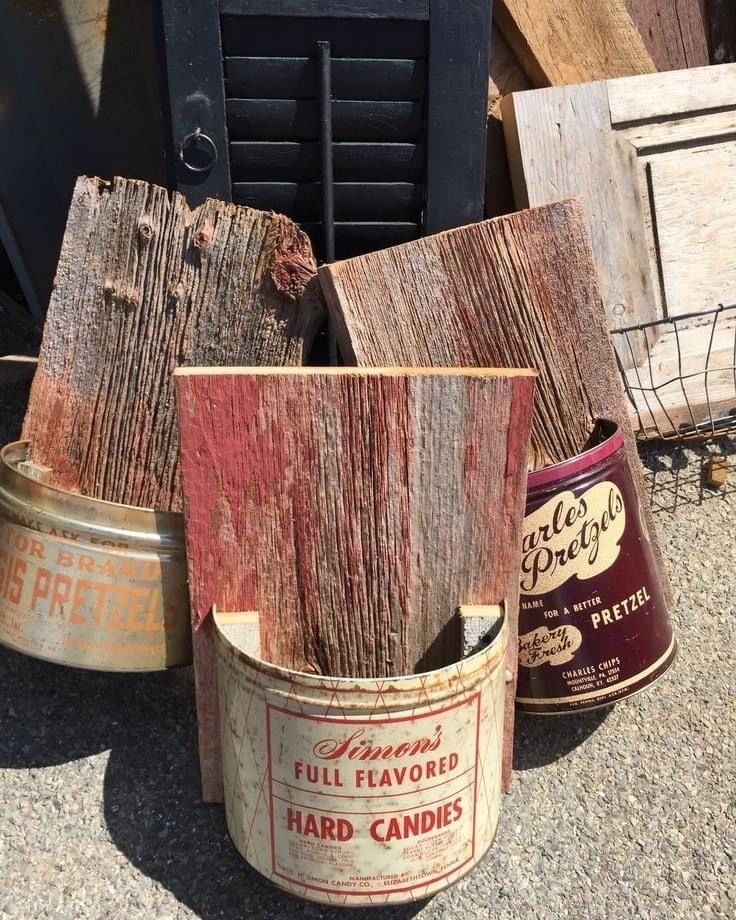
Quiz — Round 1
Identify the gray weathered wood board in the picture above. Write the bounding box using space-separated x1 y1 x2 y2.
22 176 321 512
503 64 736 435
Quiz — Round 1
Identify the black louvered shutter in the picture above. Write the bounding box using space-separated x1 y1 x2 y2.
161 1 491 259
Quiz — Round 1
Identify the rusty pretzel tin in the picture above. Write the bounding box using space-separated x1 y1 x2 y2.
516 422 676 714
214 609 507 906
0 442 191 671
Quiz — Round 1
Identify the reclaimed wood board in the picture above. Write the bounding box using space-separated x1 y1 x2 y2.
177 367 535 800
318 200 674 786
21 176 321 512
494 0 655 86
626 1 709 70
503 64 736 433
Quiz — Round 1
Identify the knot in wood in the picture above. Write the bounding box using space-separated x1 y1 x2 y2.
138 216 155 242
193 222 214 251
269 220 317 301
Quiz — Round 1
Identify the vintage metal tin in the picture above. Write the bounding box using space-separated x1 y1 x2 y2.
214 609 508 906
516 422 676 714
0 442 191 671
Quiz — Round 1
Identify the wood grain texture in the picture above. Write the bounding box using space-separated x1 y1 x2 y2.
626 1 709 70
321 201 622 469
503 64 736 432
22 176 321 512
318 200 674 786
494 0 655 86
486 25 530 218
605 62 736 123
176 368 535 678
178 367 535 800
502 81 658 365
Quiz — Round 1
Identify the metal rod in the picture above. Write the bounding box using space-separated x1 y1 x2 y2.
318 40 337 365
611 300 736 336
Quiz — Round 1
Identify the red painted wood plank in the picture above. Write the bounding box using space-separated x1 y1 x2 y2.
176 367 535 799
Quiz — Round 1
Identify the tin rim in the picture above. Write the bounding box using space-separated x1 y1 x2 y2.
1 441 182 522
0 441 184 547
517 637 677 715
527 421 624 490
214 611 508 705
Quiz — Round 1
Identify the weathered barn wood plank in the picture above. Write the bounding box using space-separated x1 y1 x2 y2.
626 1 709 71
318 200 674 787
176 367 534 676
177 367 535 799
22 176 320 512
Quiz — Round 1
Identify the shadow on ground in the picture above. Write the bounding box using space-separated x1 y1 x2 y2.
1 639 611 919
639 434 736 512
0 646 426 919
513 707 611 771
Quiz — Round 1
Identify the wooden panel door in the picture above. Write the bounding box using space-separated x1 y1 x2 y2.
160 0 492 260
503 63 736 437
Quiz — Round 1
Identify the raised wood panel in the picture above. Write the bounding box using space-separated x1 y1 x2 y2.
503 63 736 434
607 63 736 124
648 145 736 316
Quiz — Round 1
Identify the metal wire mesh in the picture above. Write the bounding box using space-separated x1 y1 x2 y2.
611 302 736 441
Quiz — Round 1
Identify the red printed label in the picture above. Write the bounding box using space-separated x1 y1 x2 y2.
266 695 481 896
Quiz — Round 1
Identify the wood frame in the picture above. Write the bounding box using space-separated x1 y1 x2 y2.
160 0 232 204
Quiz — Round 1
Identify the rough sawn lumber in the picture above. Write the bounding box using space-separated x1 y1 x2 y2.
318 199 674 789
626 1 709 70
176 367 534 678
494 0 655 86
22 175 320 512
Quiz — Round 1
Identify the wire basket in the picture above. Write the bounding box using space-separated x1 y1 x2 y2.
611 302 736 441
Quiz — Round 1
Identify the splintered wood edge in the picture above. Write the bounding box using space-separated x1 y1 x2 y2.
174 366 538 378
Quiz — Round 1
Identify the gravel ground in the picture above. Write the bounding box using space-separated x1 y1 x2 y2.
0 386 733 920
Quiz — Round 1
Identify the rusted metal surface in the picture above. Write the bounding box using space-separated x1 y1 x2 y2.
0 442 191 671
517 422 676 713
214 608 508 906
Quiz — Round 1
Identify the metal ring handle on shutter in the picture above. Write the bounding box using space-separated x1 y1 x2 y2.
178 128 218 173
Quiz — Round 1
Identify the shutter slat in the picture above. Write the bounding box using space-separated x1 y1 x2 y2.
221 15 426 58
232 181 422 221
227 99 421 142
230 142 425 181
300 222 420 259
225 57 425 100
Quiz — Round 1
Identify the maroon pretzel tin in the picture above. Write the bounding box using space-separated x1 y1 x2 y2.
516 422 676 714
